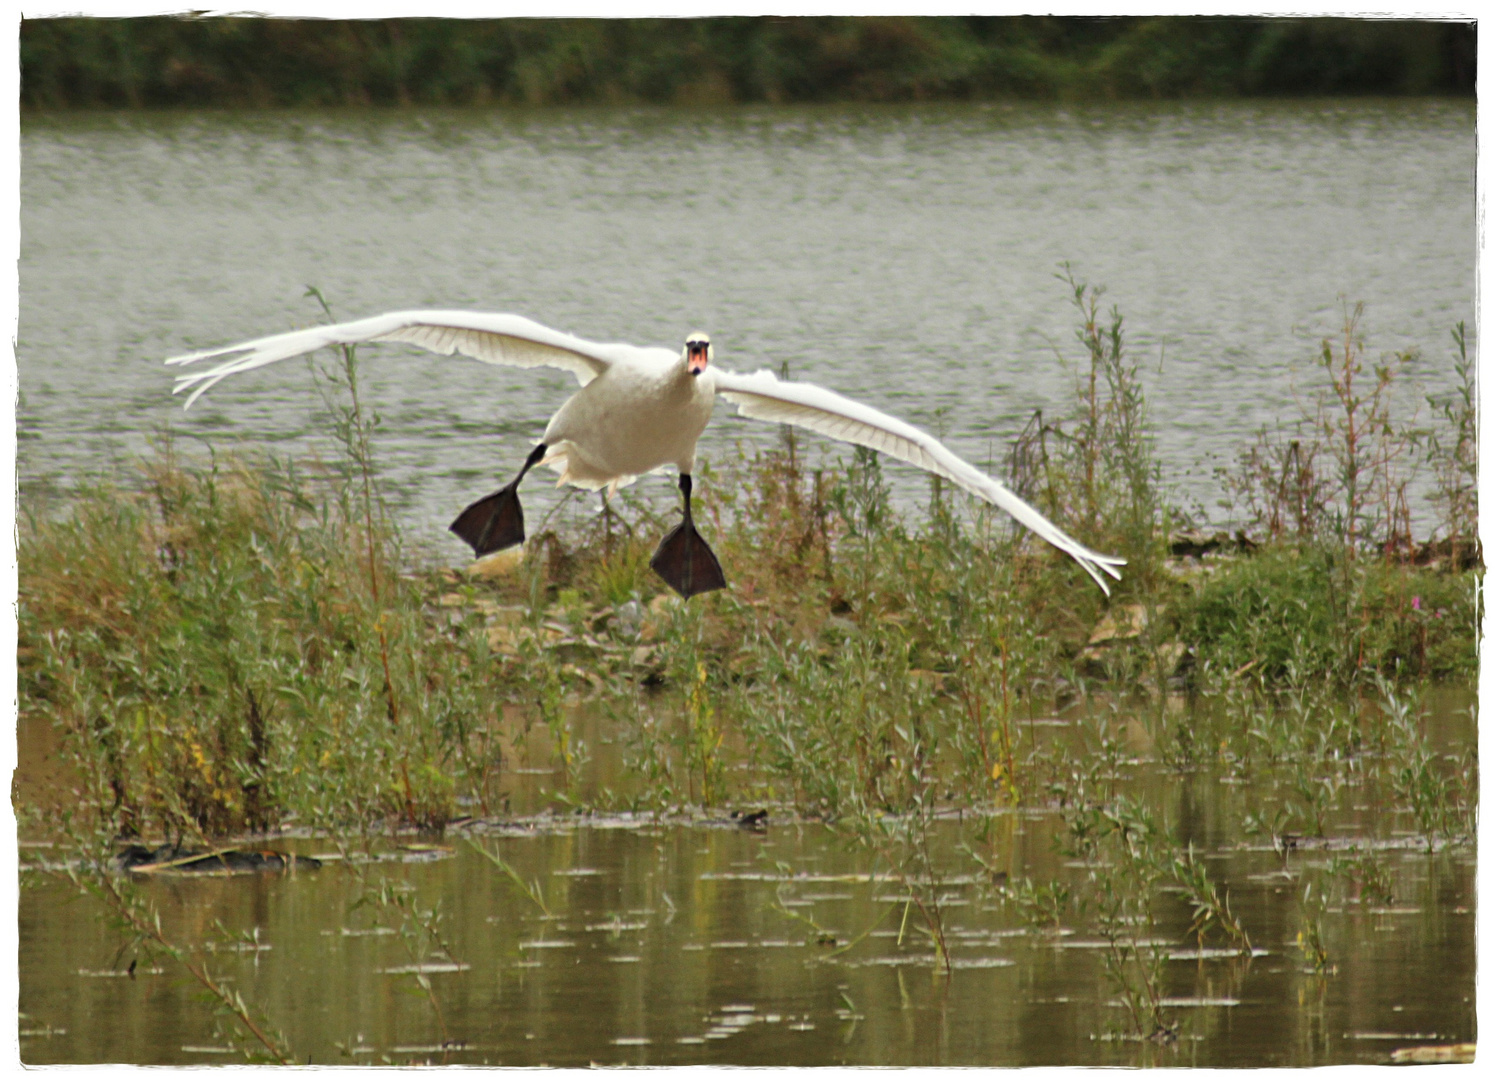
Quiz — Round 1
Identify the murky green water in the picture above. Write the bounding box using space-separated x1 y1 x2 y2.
18 100 1475 545
18 695 1475 1066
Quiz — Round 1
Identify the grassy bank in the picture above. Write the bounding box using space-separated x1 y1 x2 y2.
21 16 1476 110
17 280 1479 847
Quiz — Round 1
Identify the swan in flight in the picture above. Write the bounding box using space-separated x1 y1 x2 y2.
168 311 1124 598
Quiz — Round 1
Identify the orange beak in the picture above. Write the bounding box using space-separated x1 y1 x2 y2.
687 343 709 375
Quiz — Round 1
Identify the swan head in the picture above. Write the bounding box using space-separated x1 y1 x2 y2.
684 332 712 376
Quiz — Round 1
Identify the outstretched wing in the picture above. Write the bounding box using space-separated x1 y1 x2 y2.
168 310 631 408
711 367 1125 594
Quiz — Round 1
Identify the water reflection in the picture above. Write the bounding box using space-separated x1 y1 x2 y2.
20 788 1475 1066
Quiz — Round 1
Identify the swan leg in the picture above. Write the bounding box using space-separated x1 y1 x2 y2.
449 443 547 556
650 474 727 599
601 491 615 559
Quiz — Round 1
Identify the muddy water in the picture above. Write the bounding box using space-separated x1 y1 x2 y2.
18 699 1476 1066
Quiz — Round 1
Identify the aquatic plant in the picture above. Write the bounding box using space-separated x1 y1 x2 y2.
1034 712 1185 1041
469 839 553 917
997 875 1071 933
1376 677 1476 846
1325 846 1396 908
51 822 294 1063
1200 304 1481 686
1170 845 1252 956
1007 267 1168 593
1295 881 1333 975
348 853 460 1053
1423 322 1478 566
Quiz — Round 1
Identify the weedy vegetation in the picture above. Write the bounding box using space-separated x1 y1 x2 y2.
18 278 1478 1054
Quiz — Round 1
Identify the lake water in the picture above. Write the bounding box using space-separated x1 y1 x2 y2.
18 692 1477 1066
17 100 1476 552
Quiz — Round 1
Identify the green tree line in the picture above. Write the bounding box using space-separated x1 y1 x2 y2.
21 16 1476 109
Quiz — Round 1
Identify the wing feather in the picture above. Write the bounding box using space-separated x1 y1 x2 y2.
168 310 628 408
712 368 1125 593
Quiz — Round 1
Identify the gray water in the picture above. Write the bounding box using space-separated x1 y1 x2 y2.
19 100 1476 553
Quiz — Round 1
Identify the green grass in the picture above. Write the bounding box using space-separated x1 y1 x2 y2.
1179 543 1479 682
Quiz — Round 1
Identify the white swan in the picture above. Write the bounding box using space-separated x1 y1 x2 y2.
168 311 1125 598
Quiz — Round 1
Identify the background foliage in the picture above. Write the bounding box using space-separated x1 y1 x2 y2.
21 16 1477 109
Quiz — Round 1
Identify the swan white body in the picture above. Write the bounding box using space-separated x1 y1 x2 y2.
541 344 715 492
168 310 1125 593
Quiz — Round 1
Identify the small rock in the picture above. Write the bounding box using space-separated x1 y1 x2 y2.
1155 641 1188 676
465 547 524 580
486 604 528 627
1390 1044 1475 1065
488 623 564 653
1088 604 1148 646
561 663 603 689
554 638 599 664
1169 530 1229 558
907 668 945 692
612 600 644 637
732 809 770 831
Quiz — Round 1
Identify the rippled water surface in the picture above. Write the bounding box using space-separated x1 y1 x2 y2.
19 693 1476 1066
18 100 1475 549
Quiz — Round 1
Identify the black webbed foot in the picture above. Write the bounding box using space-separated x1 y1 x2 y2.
450 484 526 556
451 443 548 556
650 520 727 599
